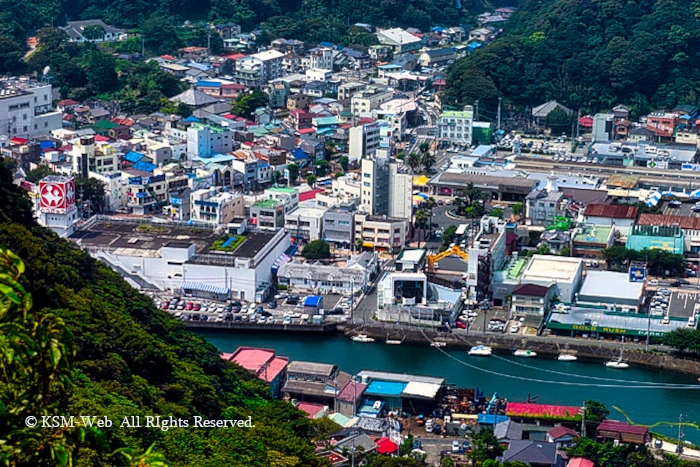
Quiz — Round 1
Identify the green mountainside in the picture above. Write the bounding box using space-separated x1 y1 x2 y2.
446 0 700 115
0 159 328 466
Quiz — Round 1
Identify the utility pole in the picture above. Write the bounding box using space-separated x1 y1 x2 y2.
474 100 479 121
207 32 211 55
141 36 145 57
497 97 502 131
575 109 581 141
580 401 587 437
350 278 355 324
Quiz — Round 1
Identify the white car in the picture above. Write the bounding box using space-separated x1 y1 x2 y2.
509 325 519 333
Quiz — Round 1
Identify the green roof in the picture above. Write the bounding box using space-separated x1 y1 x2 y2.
268 187 296 194
254 199 279 208
573 226 612 244
440 110 474 119
93 120 119 130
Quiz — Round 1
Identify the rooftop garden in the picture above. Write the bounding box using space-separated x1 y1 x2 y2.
211 233 246 252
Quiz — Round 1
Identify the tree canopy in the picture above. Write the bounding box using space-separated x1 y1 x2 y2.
446 0 700 115
302 239 331 259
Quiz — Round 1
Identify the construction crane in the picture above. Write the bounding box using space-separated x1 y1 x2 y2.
427 245 469 272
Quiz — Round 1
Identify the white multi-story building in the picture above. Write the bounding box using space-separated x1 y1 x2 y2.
36 175 79 238
309 47 335 70
0 81 61 139
437 108 474 145
235 50 285 87
349 122 380 160
351 87 394 117
187 123 233 158
360 151 412 218
190 188 244 225
284 204 326 241
305 68 333 82
70 137 119 176
354 213 410 252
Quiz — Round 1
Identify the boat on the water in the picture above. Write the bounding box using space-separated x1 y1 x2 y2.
513 349 537 358
386 339 402 345
605 359 629 369
557 354 578 362
430 342 446 348
468 345 492 356
351 334 375 343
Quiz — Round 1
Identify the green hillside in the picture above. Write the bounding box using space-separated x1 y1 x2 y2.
0 159 327 466
446 0 700 115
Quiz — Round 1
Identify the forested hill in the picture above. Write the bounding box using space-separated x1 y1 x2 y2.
446 0 700 115
0 159 329 466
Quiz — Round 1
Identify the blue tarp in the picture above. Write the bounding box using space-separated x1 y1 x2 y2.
291 148 308 160
40 141 55 149
304 295 322 307
184 116 201 123
133 161 157 173
319 41 335 48
124 151 145 163
365 380 407 396
477 414 509 425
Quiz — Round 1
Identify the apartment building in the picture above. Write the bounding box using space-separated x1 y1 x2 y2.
250 187 299 231
437 107 474 145
349 122 380 159
360 152 413 218
351 87 394 117
235 50 285 87
190 188 244 225
127 174 168 215
309 47 335 70
355 213 410 252
0 81 62 138
187 123 233 158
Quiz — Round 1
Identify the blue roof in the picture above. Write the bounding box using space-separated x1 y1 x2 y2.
365 380 407 396
187 62 212 71
291 148 308 160
319 42 335 47
304 295 322 307
184 116 201 123
40 141 55 149
193 153 235 164
467 41 482 50
378 64 403 70
124 151 145 163
133 161 157 173
196 80 220 88
478 414 509 425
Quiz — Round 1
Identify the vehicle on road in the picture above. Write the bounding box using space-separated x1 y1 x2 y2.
452 440 460 453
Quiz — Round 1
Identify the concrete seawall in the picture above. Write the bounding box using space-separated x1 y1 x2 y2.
348 324 700 377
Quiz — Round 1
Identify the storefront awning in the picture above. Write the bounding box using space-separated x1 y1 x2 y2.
362 241 374 248
179 282 230 295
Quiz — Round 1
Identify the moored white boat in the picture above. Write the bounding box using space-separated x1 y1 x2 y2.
430 341 446 348
557 354 578 361
351 334 375 343
605 359 629 369
513 349 537 358
386 339 402 345
468 345 492 356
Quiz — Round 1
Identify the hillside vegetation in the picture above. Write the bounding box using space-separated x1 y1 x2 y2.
446 0 700 115
0 158 327 466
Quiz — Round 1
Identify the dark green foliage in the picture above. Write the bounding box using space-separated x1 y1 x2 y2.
302 240 331 259
470 428 504 465
446 0 700 113
231 90 269 119
286 163 300 182
141 14 182 56
0 160 326 465
601 247 685 276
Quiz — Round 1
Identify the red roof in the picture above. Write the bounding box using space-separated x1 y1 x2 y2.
226 346 288 383
548 425 578 440
299 188 324 202
637 213 700 231
296 402 325 419
433 79 446 86
221 53 247 60
584 203 638 219
568 458 594 467
375 437 399 455
221 83 245 90
506 403 581 421
9 137 28 145
94 135 111 142
579 115 594 128
358 117 375 124
336 381 367 402
58 99 79 106
160 54 176 61
596 420 648 436
297 127 316 134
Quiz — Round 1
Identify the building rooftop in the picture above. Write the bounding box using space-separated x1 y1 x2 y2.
584 203 639 219
573 225 612 245
579 270 643 302
637 213 700 231
512 284 550 297
597 419 649 435
227 346 288 383
506 402 582 421
397 249 426 263
521 255 582 284
356 370 445 385
548 307 685 335
254 199 279 208
287 361 336 377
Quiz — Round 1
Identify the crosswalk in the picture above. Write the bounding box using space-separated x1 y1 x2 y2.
382 265 396 272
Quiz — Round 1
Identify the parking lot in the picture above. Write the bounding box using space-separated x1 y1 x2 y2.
659 199 700 217
153 292 353 327
668 291 700 319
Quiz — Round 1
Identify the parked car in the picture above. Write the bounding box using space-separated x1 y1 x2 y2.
193 303 201 311
433 424 442 435
452 440 460 453
283 317 292 325
162 303 169 310
425 419 434 433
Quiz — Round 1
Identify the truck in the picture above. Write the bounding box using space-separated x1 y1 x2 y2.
312 314 323 325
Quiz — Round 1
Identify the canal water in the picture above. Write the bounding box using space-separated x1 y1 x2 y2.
198 331 700 443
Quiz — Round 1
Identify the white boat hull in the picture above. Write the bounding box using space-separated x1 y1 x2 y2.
605 361 629 369
352 335 375 343
386 340 402 345
557 354 578 361
468 346 492 356
513 350 537 358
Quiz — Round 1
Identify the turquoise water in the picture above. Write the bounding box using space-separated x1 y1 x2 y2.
198 330 700 443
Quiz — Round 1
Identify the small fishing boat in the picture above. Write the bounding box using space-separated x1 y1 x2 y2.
386 339 402 345
513 349 537 358
351 334 375 343
430 342 446 348
557 354 578 362
468 345 492 356
605 359 629 369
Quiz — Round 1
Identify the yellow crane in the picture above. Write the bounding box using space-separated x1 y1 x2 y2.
427 245 469 272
